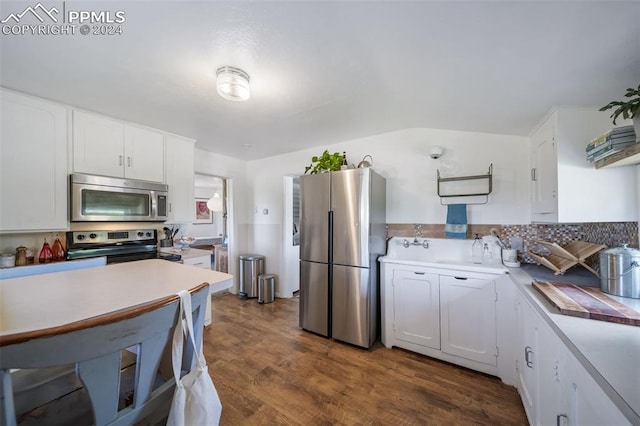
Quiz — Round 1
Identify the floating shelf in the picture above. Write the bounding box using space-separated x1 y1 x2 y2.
437 164 492 204
595 142 640 169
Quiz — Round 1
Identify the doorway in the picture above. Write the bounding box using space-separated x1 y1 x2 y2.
193 173 230 273
280 175 300 297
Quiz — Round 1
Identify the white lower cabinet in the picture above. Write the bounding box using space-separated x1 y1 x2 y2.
561 348 630 426
516 296 540 423
516 292 630 426
382 263 499 375
391 269 440 349
440 274 497 366
182 254 213 326
182 254 211 269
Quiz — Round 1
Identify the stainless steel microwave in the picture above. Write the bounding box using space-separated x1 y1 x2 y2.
70 174 168 222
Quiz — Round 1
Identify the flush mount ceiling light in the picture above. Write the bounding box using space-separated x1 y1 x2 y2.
216 66 250 101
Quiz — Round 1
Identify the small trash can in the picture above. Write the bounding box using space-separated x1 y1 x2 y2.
239 254 265 299
258 274 276 304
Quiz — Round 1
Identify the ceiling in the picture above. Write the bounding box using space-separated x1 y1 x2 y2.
1 1 639 160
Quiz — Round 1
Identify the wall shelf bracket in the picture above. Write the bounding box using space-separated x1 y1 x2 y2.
437 164 493 205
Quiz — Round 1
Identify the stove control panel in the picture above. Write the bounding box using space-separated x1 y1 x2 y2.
69 229 157 245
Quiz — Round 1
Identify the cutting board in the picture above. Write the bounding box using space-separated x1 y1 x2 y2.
532 281 640 327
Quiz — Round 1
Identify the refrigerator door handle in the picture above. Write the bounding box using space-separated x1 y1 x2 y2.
328 210 333 263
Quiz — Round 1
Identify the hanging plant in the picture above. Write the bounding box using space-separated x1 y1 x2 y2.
304 150 344 174
599 84 640 124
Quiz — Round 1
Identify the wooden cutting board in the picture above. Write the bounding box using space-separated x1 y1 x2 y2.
532 281 640 327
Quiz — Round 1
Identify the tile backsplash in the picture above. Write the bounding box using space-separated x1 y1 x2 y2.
386 222 638 266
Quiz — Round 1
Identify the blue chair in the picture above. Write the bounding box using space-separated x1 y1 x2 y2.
0 282 209 426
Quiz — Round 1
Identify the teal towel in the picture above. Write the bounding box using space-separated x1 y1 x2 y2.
445 204 467 239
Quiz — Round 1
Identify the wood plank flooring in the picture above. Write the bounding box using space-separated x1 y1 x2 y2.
204 294 528 425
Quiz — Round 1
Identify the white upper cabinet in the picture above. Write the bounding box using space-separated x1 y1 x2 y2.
529 107 638 223
0 90 68 232
73 111 164 182
123 125 165 182
165 134 195 223
72 111 123 178
530 116 557 215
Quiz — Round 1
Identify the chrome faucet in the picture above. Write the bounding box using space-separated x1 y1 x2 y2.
403 238 430 249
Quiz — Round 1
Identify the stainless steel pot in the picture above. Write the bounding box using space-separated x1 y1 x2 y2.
599 244 640 299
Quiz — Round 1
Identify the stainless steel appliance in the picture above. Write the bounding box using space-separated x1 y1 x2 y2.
66 229 181 264
70 174 168 222
299 168 386 348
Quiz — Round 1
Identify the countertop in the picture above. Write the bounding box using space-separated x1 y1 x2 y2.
0 259 233 339
508 266 640 424
518 263 601 286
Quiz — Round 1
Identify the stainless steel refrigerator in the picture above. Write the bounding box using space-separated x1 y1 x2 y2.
299 168 386 348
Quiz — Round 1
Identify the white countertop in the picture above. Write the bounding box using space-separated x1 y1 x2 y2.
0 259 233 339
508 267 640 424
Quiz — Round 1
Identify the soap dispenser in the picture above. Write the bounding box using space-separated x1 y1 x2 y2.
482 242 493 264
472 234 482 264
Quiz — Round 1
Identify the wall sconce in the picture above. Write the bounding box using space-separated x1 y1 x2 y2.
216 66 250 101
206 192 223 212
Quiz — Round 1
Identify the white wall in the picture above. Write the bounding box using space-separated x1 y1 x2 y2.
245 127 530 297
194 149 248 293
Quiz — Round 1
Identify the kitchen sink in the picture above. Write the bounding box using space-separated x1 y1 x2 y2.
379 237 508 274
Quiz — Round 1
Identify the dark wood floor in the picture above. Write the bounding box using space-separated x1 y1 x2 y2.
204 294 528 425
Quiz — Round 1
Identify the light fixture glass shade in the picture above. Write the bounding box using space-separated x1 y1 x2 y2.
216 66 250 101
206 192 223 212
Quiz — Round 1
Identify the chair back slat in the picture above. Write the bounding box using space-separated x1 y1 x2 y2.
76 351 122 426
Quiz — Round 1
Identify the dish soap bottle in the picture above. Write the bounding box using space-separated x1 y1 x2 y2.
482 242 493 264
472 234 482 264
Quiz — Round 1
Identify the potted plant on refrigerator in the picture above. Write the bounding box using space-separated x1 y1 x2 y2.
599 84 640 141
304 150 344 174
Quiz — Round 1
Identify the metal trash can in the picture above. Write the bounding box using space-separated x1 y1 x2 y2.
258 274 276 304
239 254 265 299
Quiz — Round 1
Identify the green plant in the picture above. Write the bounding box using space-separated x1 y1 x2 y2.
304 150 344 174
599 84 640 124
